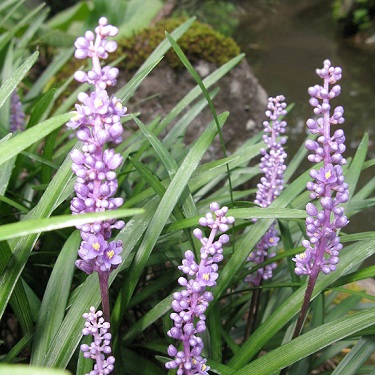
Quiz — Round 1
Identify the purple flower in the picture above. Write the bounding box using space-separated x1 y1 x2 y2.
165 203 234 374
293 60 349 276
10 90 25 132
82 234 107 259
67 17 127 277
80 307 115 375
69 18 127 373
246 95 288 285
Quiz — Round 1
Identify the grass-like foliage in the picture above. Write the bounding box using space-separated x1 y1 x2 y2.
0 1 374 375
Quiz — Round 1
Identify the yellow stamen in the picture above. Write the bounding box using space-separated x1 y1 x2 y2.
269 237 274 243
94 98 103 108
203 273 210 281
192 359 197 365
202 364 207 371
116 102 123 109
300 252 307 259
72 112 80 121
92 242 101 251
325 170 331 179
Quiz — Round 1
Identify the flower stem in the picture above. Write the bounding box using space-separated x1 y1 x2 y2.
243 282 262 342
99 271 110 322
292 268 319 340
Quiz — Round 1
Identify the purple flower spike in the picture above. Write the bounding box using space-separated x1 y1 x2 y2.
10 91 25 132
166 203 234 374
69 18 127 373
246 95 288 286
81 307 115 375
67 17 127 279
293 60 349 276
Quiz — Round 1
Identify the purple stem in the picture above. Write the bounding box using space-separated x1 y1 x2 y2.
99 271 110 322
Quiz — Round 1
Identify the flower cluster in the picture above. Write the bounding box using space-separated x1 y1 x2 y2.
80 307 115 375
293 60 349 276
166 203 234 374
10 90 25 132
67 17 127 275
246 95 288 285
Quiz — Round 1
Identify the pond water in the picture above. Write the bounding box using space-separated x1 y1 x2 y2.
232 0 375 235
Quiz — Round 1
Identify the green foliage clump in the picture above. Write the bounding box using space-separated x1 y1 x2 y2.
117 17 241 70
333 0 375 34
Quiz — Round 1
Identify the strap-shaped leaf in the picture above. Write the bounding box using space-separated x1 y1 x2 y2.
0 113 71 166
0 51 38 112
330 335 375 375
30 232 82 365
233 307 375 375
228 240 375 369
111 113 229 331
0 208 143 241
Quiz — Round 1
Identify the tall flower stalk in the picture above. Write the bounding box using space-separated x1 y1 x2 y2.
67 17 126 320
292 59 349 338
67 17 126 374
165 203 234 375
244 95 287 339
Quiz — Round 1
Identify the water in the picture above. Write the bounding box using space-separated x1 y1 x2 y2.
232 0 375 235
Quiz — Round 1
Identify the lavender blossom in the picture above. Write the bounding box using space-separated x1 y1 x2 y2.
245 96 287 285
10 91 25 132
166 203 234 375
81 307 115 375
67 17 127 277
293 60 349 276
68 18 126 372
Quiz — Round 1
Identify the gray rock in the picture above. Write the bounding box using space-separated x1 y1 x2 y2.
128 58 268 158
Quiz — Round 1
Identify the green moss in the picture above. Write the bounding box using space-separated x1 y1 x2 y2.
117 18 241 70
53 18 241 99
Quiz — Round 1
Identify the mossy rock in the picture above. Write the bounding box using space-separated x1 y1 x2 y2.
117 17 241 70
52 17 241 91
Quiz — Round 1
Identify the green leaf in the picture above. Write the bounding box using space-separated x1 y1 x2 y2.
134 17 195 75
0 151 74 321
284 134 314 183
119 348 165 375
30 231 81 365
116 59 162 103
341 231 375 242
330 336 375 375
26 89 57 129
0 330 34 362
0 52 38 111
133 115 178 178
25 48 73 101
165 31 242 205
41 199 159 368
0 113 72 166
0 365 71 375
123 294 173 343
227 240 375 369
331 265 375 287
0 241 33 334
156 54 244 134
345 133 368 204
112 113 229 330
119 0 163 36
233 307 375 375
0 208 143 241
209 305 222 362
212 167 313 306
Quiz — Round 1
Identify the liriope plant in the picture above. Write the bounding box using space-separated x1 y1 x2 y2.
0 2 374 375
